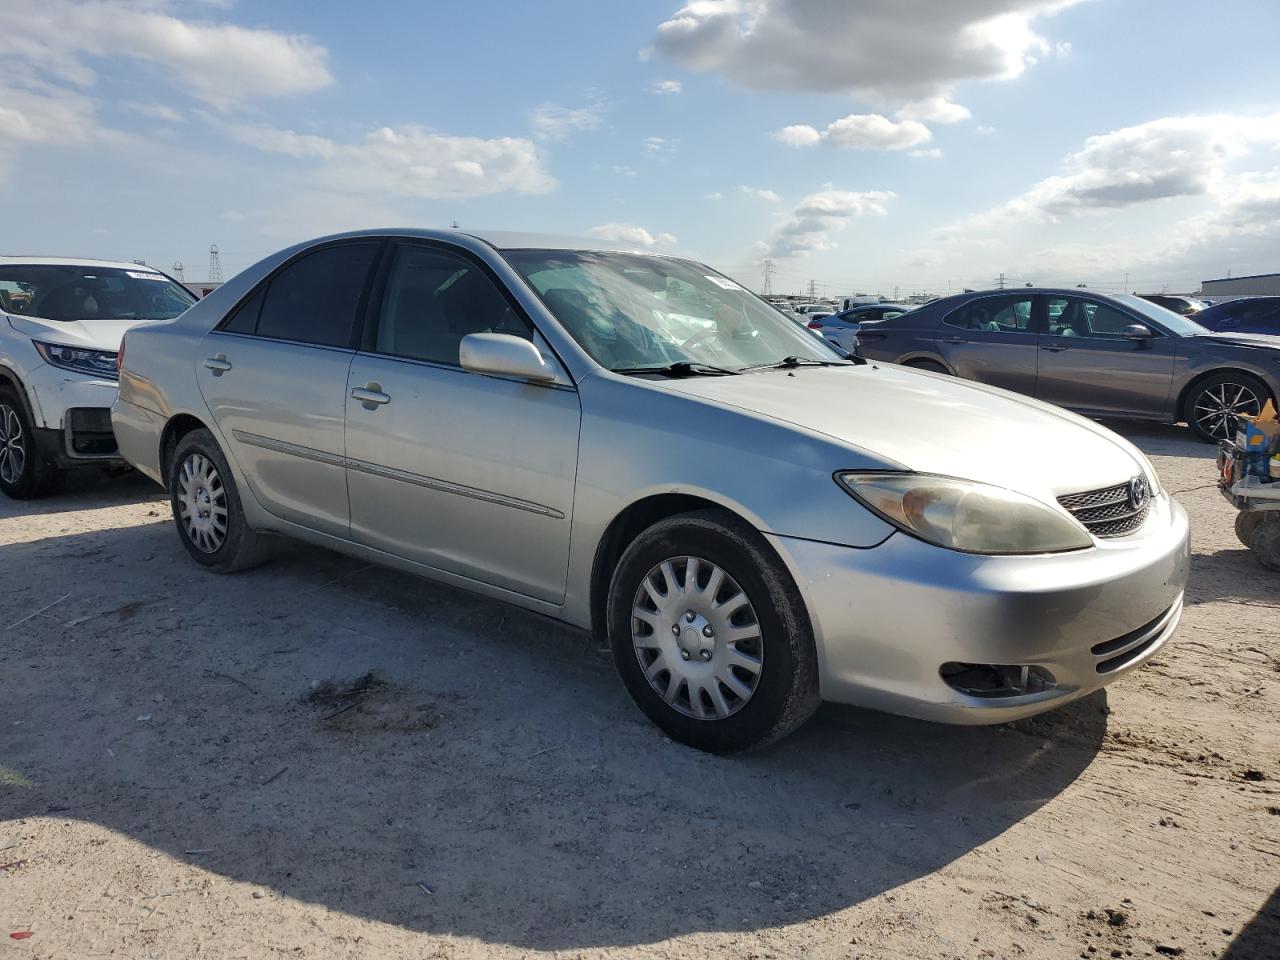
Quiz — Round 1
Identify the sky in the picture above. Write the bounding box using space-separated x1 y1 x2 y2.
3 0 1280 297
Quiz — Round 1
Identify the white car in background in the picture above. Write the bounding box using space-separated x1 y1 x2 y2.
0 257 195 498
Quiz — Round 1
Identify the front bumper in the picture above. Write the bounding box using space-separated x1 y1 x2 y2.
25 373 123 465
769 492 1190 724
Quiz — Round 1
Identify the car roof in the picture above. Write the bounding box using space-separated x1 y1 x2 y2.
291 227 683 256
0 255 163 271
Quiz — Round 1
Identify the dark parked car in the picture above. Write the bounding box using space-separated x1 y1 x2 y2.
1194 296 1280 337
1138 294 1205 316
854 288 1280 442
806 303 912 354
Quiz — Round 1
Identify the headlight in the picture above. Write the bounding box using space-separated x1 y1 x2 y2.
836 472 1093 555
32 340 119 380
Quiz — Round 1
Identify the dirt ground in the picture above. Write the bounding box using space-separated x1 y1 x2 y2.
1 421 1277 960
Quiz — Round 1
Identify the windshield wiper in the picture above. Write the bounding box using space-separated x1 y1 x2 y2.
741 355 852 371
612 361 740 377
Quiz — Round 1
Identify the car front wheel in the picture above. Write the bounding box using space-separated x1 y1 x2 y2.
606 509 820 753
1185 372 1270 443
0 388 62 500
169 428 273 573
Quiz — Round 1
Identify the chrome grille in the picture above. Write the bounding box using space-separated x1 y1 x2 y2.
1058 479 1150 539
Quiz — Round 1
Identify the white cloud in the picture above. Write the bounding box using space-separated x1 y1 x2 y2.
773 113 931 151
0 0 332 109
0 82 102 181
121 101 186 123
909 148 944 159
528 100 607 141
768 187 895 258
588 223 678 247
229 122 556 200
985 112 1280 222
738 184 781 202
895 96 972 124
644 136 674 155
976 124 998 134
651 79 683 94
651 0 1083 103
703 191 725 200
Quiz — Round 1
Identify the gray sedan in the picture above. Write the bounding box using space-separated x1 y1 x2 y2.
113 232 1188 752
855 288 1280 442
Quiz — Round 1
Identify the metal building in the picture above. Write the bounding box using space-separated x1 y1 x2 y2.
1200 272 1280 298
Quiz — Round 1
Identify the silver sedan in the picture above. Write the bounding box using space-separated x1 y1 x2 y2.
113 230 1189 752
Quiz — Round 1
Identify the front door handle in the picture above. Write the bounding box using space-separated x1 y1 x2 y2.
351 384 390 408
1040 344 1069 352
203 354 232 375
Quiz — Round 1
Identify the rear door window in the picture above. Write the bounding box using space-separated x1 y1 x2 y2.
944 296 1034 333
246 242 380 347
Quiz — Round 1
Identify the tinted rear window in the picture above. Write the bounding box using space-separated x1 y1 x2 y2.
253 243 380 347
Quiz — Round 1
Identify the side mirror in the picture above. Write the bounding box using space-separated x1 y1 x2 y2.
1124 324 1153 340
460 333 556 381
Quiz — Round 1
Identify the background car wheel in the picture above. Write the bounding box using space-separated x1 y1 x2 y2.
1184 372 1271 443
1235 511 1263 548
1247 515 1280 572
0 387 62 500
169 428 274 573
905 358 949 375
606 509 820 753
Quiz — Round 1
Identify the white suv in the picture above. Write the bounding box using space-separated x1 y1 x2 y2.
0 257 195 498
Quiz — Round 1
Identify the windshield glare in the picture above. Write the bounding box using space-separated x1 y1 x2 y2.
503 250 844 371
0 265 195 323
1112 293 1209 337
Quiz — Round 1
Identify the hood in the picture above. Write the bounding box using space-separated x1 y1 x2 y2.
659 364 1151 503
1192 330 1280 349
6 313 144 352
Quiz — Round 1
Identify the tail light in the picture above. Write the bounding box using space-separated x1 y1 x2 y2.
807 320 823 329
116 335 126 374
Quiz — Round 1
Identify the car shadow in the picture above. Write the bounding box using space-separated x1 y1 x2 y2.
1103 419 1216 460
1187 546 1280 608
0 521 1108 950
1223 883 1280 959
0 469 162 521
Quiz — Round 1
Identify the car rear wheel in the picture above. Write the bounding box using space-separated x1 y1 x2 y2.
606 509 820 753
1184 372 1270 443
905 358 949 375
169 428 273 573
0 388 62 500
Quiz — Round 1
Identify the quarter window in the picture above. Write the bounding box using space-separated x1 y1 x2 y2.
943 297 1034 333
373 245 530 365
249 242 380 347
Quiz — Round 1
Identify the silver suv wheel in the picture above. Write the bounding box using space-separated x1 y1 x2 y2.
0 404 26 486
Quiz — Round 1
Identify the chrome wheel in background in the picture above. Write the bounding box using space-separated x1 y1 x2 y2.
1193 380 1262 442
176 452 228 553
631 555 764 720
0 404 26 486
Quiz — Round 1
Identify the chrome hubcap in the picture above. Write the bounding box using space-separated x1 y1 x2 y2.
1194 382 1262 441
177 453 228 553
0 404 26 486
631 556 763 720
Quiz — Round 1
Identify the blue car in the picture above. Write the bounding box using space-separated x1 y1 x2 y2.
1194 296 1280 337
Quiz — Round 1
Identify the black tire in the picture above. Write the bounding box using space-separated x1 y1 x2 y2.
1183 372 1272 444
906 358 950 375
1235 511 1262 549
1248 514 1280 573
0 387 63 500
168 428 273 573
606 509 821 753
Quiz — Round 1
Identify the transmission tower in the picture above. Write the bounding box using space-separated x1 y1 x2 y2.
762 259 776 295
172 260 185 281
807 279 817 299
993 272 1008 290
208 244 223 283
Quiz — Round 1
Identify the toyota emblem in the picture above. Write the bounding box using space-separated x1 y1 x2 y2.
1127 476 1150 511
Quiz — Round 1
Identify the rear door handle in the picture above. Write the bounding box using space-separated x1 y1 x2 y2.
203 354 232 375
351 384 390 408
1040 344 1068 352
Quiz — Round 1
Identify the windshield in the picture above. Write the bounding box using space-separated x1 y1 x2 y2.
1112 293 1209 337
0 264 195 323
503 250 845 371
